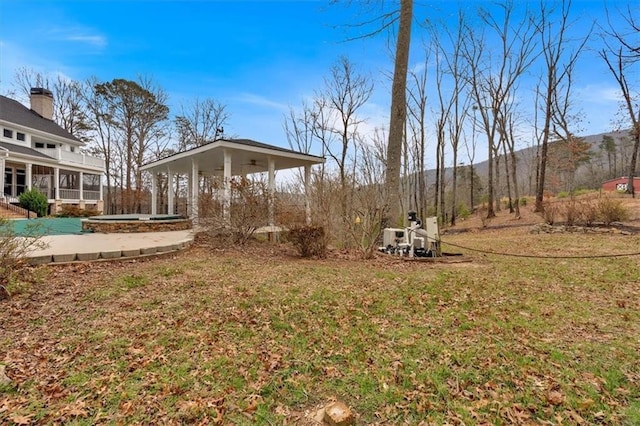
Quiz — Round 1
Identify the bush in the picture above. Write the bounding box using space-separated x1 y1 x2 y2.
541 201 561 225
0 218 47 300
56 205 96 218
577 198 599 226
457 204 471 220
18 189 48 217
597 197 629 225
289 226 326 258
564 199 579 226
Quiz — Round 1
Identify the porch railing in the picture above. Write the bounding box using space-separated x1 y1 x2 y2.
33 184 101 201
58 189 80 200
83 190 101 200
33 148 105 168
37 188 101 201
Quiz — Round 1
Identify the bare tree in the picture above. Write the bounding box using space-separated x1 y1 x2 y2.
284 57 373 248
432 40 451 225
534 0 590 210
11 68 92 141
465 107 480 211
438 13 470 226
497 106 522 217
349 134 387 258
406 53 429 219
313 57 373 230
172 97 230 214
462 1 538 219
175 98 229 149
284 102 317 156
599 4 640 197
321 57 373 189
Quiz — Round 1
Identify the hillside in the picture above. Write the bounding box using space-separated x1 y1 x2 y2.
429 129 634 197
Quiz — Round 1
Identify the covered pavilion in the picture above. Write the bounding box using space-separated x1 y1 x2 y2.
140 138 325 225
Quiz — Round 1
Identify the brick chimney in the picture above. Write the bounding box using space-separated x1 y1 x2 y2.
30 88 54 120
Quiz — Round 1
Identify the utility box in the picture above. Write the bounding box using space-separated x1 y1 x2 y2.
423 217 439 242
383 228 405 247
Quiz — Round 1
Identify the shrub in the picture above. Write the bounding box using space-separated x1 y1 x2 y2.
541 201 560 225
564 199 579 226
0 218 47 300
457 204 471 220
289 226 326 258
198 176 275 245
597 197 629 225
519 197 527 206
57 205 96 218
18 189 48 217
577 198 599 226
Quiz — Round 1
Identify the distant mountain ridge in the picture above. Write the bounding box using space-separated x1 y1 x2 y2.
426 129 634 197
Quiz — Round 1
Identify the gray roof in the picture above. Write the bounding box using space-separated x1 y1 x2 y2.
0 141 55 160
161 138 324 161
0 95 81 143
141 137 325 175
226 138 323 158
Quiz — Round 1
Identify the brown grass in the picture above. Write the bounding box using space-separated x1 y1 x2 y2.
1 203 639 425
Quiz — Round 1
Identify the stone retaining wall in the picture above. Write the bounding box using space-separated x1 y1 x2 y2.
530 223 632 235
81 218 192 233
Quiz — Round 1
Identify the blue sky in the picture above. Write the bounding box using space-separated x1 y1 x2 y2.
0 0 634 168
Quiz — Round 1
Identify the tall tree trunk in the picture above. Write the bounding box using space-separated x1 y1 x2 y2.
502 141 513 213
385 0 413 225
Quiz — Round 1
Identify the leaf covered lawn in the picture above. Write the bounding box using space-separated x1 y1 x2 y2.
1 228 639 424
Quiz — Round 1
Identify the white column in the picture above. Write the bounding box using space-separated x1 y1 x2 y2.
99 173 103 202
54 167 60 199
79 171 84 200
0 158 5 199
268 156 275 227
223 149 232 224
190 158 199 219
167 167 174 215
187 173 191 216
151 172 157 215
304 164 311 225
26 163 32 190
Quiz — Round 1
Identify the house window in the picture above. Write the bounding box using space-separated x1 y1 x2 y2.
35 142 45 148
46 143 56 149
16 132 25 141
16 169 26 196
4 168 12 196
70 147 75 153
3 129 12 138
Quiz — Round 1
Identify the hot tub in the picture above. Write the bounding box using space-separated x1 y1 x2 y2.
81 214 192 233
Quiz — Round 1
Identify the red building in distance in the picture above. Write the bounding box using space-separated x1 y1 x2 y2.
601 177 640 192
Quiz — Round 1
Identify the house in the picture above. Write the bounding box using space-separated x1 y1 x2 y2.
601 176 640 192
0 88 104 214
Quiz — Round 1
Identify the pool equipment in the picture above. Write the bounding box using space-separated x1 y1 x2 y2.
380 211 440 257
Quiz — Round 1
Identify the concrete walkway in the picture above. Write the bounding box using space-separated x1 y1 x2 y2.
25 230 195 265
